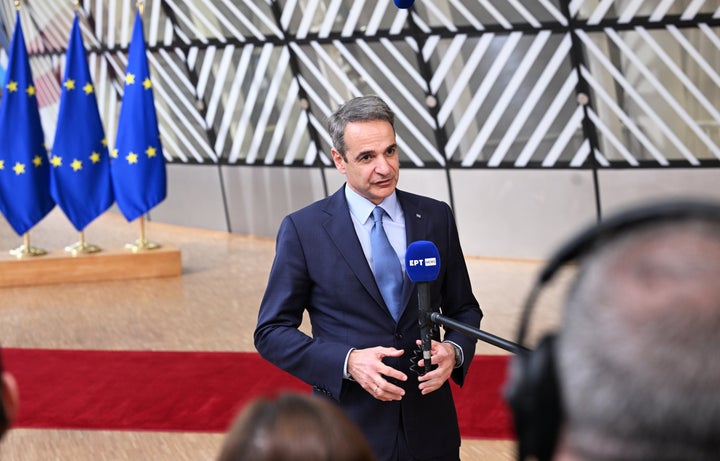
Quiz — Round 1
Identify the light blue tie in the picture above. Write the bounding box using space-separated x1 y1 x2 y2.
370 206 403 321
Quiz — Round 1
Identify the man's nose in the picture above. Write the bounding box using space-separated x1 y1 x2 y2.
375 156 392 174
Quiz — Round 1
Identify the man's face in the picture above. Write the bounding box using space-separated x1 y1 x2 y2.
332 120 399 205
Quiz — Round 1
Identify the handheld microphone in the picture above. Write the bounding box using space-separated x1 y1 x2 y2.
393 0 415 9
405 240 441 375
406 241 527 357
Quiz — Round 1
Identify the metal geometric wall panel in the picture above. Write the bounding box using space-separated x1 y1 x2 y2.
0 0 719 171
580 27 720 165
296 38 442 166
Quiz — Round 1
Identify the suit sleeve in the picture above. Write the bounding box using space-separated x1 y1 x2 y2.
437 202 483 387
253 215 351 399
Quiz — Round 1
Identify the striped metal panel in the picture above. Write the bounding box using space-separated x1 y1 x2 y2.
0 0 718 168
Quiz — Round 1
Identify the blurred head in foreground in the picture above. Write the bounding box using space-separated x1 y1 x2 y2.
506 200 720 461
1 348 19 440
555 213 720 460
217 393 375 461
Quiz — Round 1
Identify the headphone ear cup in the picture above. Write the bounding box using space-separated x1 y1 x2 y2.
504 334 562 461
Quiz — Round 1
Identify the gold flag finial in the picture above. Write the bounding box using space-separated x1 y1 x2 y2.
137 0 144 15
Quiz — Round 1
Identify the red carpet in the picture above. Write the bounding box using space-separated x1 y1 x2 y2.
4 348 514 439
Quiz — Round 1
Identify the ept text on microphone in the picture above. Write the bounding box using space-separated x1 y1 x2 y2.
405 240 440 374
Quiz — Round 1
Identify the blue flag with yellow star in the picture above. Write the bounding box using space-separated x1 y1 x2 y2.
111 10 166 222
0 12 55 236
51 15 114 232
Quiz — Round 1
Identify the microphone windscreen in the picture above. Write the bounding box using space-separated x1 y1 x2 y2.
393 0 415 9
405 240 441 282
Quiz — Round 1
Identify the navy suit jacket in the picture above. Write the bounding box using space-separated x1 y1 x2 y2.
255 185 482 460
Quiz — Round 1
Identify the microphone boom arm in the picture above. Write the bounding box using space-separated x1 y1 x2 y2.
429 312 528 355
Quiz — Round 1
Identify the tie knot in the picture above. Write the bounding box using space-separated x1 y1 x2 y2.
372 206 386 223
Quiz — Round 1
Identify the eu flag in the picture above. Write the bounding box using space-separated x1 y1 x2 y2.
0 12 55 236
111 10 166 222
50 14 113 232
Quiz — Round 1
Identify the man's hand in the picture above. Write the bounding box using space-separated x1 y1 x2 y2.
416 340 455 395
347 347 407 401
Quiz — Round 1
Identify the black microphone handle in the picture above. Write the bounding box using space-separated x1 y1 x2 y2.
428 312 528 355
417 282 433 373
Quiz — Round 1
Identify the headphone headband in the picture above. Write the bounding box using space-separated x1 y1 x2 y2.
516 198 720 347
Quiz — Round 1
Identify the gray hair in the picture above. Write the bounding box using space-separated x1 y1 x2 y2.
557 218 720 461
327 95 395 160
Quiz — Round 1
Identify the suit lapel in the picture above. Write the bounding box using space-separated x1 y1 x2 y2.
322 187 387 312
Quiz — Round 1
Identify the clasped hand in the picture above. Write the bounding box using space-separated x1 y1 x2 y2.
347 340 455 401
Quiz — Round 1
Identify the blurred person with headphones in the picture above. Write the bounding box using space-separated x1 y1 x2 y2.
504 199 720 461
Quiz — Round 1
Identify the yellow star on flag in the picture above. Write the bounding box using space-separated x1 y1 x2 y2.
7 81 18 92
13 162 25 175
126 152 138 164
110 149 118 159
83 83 94 94
0 160 4 170
125 73 136 85
102 138 108 147
26 85 36 96
90 152 101 163
71 159 83 171
33 155 43 167
51 156 62 167
145 146 157 158
143 78 152 90
64 79 75 90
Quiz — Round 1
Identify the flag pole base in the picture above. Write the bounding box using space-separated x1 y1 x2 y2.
65 241 102 256
125 239 161 253
9 244 47 259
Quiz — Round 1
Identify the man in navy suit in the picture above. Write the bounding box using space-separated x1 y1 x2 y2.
254 95 482 461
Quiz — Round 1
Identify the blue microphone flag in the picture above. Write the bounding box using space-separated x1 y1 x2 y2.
405 240 441 282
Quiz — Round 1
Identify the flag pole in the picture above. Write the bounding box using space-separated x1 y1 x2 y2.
125 215 160 252
6 0 44 265
10 232 46 258
65 231 101 255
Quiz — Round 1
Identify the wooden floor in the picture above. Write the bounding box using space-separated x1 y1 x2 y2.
0 208 573 460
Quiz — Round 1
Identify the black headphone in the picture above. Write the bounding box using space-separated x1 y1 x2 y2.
503 198 720 461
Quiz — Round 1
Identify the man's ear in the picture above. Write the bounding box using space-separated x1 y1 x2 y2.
1 372 19 437
331 148 346 173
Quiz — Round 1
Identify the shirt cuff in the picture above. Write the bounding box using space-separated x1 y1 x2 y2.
443 340 463 368
343 348 356 380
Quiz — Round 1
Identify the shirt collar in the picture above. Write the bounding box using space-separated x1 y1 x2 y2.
344 185 400 225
